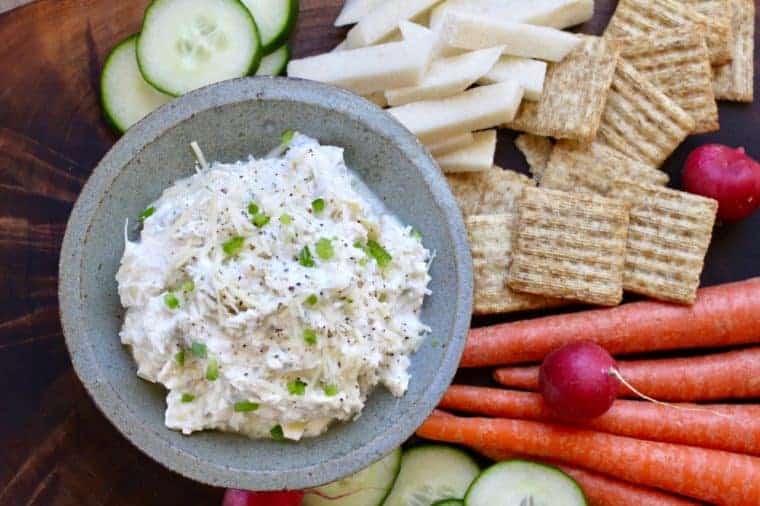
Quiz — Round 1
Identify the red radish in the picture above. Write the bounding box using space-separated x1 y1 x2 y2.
222 489 304 506
538 342 619 419
683 144 760 221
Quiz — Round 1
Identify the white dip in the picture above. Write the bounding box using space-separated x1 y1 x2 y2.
116 133 432 440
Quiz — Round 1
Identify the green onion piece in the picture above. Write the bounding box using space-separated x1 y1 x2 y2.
298 246 315 267
305 294 318 306
303 328 317 345
181 280 195 293
222 236 245 256
279 213 293 225
270 424 285 441
175 350 186 367
164 292 180 309
359 258 368 267
353 239 365 250
311 198 326 214
181 393 195 403
191 341 207 359
411 228 423 240
247 202 260 215
139 206 155 221
287 379 307 396
205 357 219 381
281 130 295 145
367 240 392 267
252 213 271 228
323 385 339 397
315 238 334 260
233 401 260 412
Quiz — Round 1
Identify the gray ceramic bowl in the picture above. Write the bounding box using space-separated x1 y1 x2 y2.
59 77 472 491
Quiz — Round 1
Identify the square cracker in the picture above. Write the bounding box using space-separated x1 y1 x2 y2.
505 36 620 143
467 214 564 315
713 0 755 102
542 140 669 196
508 187 630 306
515 134 553 182
597 60 695 167
679 0 734 50
447 168 534 216
605 0 732 65
610 180 718 304
619 30 719 133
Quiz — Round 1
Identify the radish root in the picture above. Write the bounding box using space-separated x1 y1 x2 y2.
608 368 731 419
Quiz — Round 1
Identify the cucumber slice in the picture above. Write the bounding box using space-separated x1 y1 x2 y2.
137 0 262 96
240 0 298 54
464 460 587 506
303 448 401 506
383 446 480 506
255 43 290 76
100 35 173 133
432 500 464 506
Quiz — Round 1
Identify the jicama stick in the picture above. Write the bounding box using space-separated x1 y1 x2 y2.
477 56 547 101
287 39 432 95
436 130 496 172
492 347 760 401
443 10 582 62
417 411 760 505
385 46 503 106
461 277 760 367
334 0 383 27
425 131 474 156
345 0 440 48
474 445 700 506
430 0 594 31
440 385 760 455
388 81 523 143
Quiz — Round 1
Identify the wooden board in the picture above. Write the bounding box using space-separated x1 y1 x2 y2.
0 1 758 504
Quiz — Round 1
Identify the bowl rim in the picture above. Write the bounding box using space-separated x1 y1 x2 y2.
58 76 473 490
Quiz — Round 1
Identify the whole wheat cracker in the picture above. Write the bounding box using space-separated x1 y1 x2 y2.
508 187 630 306
542 140 669 196
677 0 734 60
619 30 719 133
713 0 755 102
467 213 564 315
605 0 732 65
610 180 718 304
505 36 620 143
515 134 553 182
447 168 534 216
597 60 695 167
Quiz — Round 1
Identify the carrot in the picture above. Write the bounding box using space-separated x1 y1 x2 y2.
440 385 760 455
461 278 760 367
492 347 760 401
557 465 700 506
474 445 700 506
417 411 760 505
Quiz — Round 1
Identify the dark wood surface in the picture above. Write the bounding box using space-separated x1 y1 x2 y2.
0 1 758 504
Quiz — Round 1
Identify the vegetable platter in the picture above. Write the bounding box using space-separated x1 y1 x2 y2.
0 0 759 504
